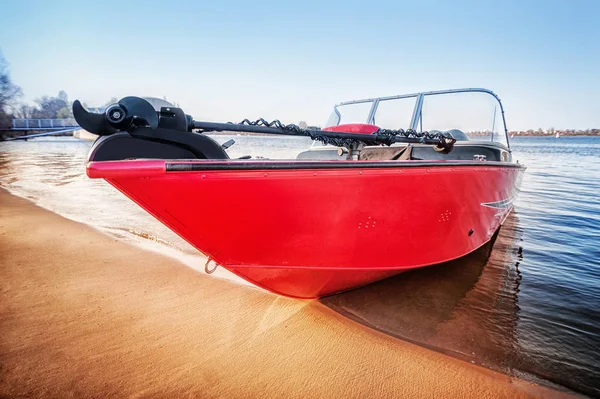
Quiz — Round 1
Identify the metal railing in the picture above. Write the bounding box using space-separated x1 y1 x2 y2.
11 118 79 130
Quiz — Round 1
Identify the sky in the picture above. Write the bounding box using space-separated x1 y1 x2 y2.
0 0 599 129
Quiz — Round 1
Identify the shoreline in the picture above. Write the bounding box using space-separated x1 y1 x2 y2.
0 189 574 398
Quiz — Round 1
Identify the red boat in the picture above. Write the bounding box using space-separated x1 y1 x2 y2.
75 88 525 299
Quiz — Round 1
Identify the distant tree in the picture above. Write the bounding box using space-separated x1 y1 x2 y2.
298 120 308 129
0 51 22 128
55 89 73 118
13 104 35 119
58 90 68 104
32 94 69 119
56 107 73 118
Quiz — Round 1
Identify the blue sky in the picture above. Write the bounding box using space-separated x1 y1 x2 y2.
1 0 598 129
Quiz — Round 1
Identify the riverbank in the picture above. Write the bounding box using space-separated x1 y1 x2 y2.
0 189 573 398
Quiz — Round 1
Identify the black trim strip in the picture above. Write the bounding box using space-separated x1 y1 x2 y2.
166 161 526 172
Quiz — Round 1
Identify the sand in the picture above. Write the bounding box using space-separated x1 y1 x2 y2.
0 189 573 398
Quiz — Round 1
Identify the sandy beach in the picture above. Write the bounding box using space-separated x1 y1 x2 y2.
0 189 572 398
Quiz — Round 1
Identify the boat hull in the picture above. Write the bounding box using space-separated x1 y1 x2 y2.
88 160 524 298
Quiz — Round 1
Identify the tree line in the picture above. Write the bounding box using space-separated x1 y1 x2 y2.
0 52 108 129
1 52 77 128
0 52 21 128
467 128 600 137
509 128 600 136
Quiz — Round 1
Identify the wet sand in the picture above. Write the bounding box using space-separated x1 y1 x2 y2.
0 189 572 398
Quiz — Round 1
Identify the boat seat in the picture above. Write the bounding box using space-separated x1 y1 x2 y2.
432 129 470 141
447 129 470 141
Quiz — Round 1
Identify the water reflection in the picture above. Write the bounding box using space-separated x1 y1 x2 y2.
321 213 524 372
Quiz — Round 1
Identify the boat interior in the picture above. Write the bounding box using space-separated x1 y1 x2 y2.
296 88 512 163
298 140 510 162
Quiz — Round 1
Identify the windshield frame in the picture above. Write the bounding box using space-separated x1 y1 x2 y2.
329 88 511 150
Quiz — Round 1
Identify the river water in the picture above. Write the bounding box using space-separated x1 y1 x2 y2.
1 135 599 397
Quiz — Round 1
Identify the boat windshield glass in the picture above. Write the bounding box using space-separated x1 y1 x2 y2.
419 91 507 146
324 102 373 127
373 98 416 129
322 89 509 147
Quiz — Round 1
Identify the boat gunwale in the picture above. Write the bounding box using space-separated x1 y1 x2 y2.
164 160 526 172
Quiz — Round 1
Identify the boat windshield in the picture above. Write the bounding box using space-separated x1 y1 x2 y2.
323 89 509 147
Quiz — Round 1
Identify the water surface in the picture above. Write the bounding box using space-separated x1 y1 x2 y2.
1 135 598 396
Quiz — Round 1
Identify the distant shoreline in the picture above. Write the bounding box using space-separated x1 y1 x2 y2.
508 133 598 137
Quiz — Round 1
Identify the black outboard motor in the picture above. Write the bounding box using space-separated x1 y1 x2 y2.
73 97 229 162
